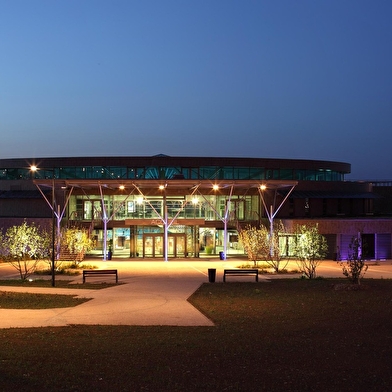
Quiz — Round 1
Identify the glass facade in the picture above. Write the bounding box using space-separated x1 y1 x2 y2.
0 165 345 181
69 194 258 223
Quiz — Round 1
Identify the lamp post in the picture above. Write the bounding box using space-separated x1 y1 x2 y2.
31 165 56 287
51 177 55 287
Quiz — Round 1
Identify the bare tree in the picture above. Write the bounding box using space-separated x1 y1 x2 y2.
238 225 269 267
338 235 368 285
265 221 289 273
238 222 289 272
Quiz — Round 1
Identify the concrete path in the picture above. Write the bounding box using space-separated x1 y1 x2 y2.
0 258 391 329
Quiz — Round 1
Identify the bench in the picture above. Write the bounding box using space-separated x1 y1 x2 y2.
82 269 118 283
223 269 258 282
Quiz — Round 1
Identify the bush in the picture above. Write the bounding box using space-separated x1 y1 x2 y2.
338 235 368 285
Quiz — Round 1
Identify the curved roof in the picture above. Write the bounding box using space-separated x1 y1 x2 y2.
0 155 351 173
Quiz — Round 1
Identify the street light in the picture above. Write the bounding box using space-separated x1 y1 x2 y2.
31 165 56 287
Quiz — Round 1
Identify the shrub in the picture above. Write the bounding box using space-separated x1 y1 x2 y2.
338 235 368 285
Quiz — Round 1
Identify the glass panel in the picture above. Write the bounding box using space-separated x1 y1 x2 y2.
223 167 233 179
154 236 163 256
144 236 153 257
280 169 293 179
108 167 127 179
168 236 175 256
176 236 185 257
84 201 92 220
199 167 219 179
93 201 102 219
249 167 264 179
235 167 250 179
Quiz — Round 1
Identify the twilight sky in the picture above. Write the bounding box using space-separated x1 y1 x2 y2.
1 0 391 180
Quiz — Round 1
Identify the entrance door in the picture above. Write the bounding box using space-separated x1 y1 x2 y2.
142 234 164 257
362 234 375 259
168 234 186 257
143 234 186 257
144 235 154 257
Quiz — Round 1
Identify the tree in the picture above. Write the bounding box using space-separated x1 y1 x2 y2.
266 221 290 273
238 225 269 267
338 235 368 285
238 222 288 272
294 224 328 279
0 221 50 280
60 226 95 265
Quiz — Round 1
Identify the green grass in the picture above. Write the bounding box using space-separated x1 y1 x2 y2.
0 280 119 309
0 291 91 309
1 278 392 391
0 279 118 289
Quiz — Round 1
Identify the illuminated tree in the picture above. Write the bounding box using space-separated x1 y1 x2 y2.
60 226 95 265
294 223 328 279
0 221 50 280
266 221 290 273
238 225 269 267
239 223 288 272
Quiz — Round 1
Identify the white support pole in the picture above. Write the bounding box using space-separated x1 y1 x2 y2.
164 202 168 262
270 204 274 257
259 183 297 258
222 185 234 260
56 204 61 260
98 183 109 261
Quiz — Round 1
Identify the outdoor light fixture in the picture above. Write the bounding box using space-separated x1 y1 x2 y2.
213 184 219 191
260 184 267 191
119 185 125 190
30 165 56 287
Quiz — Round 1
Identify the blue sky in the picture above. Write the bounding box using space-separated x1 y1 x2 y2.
1 0 391 179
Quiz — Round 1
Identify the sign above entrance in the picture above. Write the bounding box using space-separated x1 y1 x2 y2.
125 218 205 226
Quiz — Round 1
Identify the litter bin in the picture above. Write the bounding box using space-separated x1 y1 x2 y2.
219 251 225 260
107 249 112 260
208 268 216 283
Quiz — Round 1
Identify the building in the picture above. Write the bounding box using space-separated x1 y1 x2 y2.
0 155 390 260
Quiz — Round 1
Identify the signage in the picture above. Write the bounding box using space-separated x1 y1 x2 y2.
125 218 205 226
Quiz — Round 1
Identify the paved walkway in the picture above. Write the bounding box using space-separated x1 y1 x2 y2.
0 258 391 329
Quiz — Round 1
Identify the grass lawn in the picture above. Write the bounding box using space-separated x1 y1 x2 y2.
0 280 119 309
0 279 118 289
1 278 392 391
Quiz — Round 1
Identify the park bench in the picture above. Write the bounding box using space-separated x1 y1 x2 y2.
82 269 118 283
223 269 259 282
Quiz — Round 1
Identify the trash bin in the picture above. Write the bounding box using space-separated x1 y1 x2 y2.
208 268 216 283
107 250 112 260
219 251 225 260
